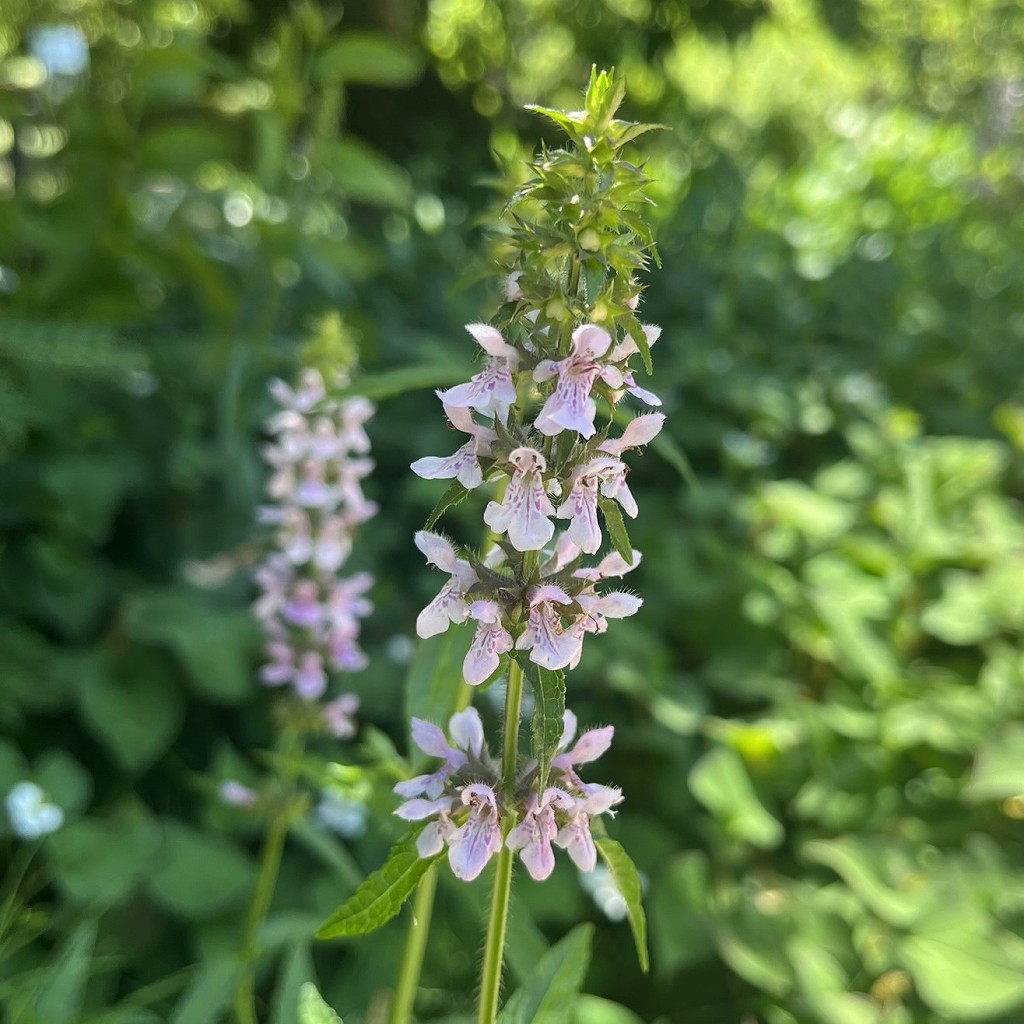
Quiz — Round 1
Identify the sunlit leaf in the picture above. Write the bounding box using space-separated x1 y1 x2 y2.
316 830 440 939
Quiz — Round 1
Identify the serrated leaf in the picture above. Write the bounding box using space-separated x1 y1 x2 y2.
497 924 593 1024
405 627 474 760
297 983 343 1024
595 839 649 973
424 480 471 530
316 830 439 939
524 662 565 794
598 498 634 566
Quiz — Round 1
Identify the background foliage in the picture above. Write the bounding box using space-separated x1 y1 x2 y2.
2 1 1023 1022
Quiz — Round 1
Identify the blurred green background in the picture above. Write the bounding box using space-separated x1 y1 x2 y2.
2 1 1024 1022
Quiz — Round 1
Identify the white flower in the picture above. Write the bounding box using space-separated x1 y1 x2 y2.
6 782 64 840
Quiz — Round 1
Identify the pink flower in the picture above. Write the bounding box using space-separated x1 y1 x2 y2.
533 324 624 439
294 651 327 699
394 708 484 800
552 711 613 783
609 324 663 407
515 585 582 670
411 403 496 490
268 368 325 414
283 579 323 628
220 780 259 808
598 413 665 458
555 787 623 872
323 693 360 738
414 531 479 638
483 447 555 551
464 600 513 685
259 640 294 686
506 787 574 880
555 456 635 553
447 783 503 881
436 324 520 422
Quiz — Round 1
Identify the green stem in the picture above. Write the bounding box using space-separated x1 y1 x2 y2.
234 727 304 1024
389 863 438 1024
390 681 474 1023
477 659 525 1024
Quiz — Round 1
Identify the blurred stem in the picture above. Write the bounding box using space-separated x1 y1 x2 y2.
233 726 304 1024
389 863 438 1024
390 683 473 1024
478 659 524 1024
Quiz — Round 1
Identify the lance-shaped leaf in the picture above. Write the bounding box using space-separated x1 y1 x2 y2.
596 838 649 974
497 924 593 1024
621 312 653 375
316 830 440 939
524 661 566 794
424 479 470 530
598 498 635 567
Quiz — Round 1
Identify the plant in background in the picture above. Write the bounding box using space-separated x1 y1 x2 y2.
231 362 376 1024
317 68 659 1022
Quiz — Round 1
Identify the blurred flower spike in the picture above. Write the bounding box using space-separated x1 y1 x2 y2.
253 366 375 729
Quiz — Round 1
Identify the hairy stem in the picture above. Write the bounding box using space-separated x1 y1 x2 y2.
234 727 304 1024
477 659 525 1024
390 682 473 1024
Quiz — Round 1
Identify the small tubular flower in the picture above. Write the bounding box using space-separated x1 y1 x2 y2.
483 447 555 551
436 324 520 422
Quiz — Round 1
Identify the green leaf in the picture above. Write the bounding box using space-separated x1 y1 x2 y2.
31 918 97 1024
688 747 783 849
425 480 471 530
315 32 423 87
316 831 440 939
964 723 1024 802
575 996 644 1024
900 918 1024 1020
405 627 474 760
122 590 258 704
330 139 411 208
271 944 315 1024
497 924 593 1024
595 839 649 973
524 663 565 794
297 982 344 1024
802 836 927 928
597 498 635 567
621 313 652 375
77 653 184 771
649 851 715 975
48 811 160 906
169 957 238 1024
33 749 92 819
337 363 464 402
146 822 256 918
